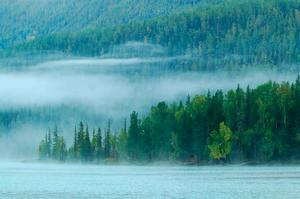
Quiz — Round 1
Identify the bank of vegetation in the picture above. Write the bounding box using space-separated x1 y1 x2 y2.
39 77 300 164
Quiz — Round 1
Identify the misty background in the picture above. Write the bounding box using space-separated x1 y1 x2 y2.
0 42 299 159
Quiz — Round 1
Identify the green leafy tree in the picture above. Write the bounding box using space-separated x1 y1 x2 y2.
209 122 233 162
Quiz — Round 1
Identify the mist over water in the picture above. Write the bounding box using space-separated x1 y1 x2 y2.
0 51 299 159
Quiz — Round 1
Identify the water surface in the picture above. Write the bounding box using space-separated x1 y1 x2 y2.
0 162 300 199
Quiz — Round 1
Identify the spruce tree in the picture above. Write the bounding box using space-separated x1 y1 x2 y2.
104 120 112 159
83 125 91 161
73 127 78 159
117 120 128 160
95 128 103 160
77 122 85 161
128 111 140 161
91 128 96 160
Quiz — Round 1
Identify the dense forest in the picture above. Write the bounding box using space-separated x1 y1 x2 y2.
39 77 300 164
0 105 108 137
0 0 206 49
10 0 300 70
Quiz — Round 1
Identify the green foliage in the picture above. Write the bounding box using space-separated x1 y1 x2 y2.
127 111 140 161
38 77 300 164
104 120 112 159
208 122 232 162
117 120 128 160
38 132 51 160
92 128 103 160
12 0 300 70
39 127 66 161
0 0 205 48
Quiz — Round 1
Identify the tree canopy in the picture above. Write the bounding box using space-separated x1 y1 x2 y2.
39 77 300 164
10 0 300 71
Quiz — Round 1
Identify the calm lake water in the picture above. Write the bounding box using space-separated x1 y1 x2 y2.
0 162 300 199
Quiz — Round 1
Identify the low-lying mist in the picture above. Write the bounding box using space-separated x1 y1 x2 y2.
0 58 297 110
0 48 299 159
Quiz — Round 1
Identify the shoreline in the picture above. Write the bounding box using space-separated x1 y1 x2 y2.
19 159 300 167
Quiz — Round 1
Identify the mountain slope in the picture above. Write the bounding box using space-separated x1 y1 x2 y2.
0 0 208 48
11 0 300 70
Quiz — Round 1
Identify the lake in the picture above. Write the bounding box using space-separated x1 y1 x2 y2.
0 162 300 199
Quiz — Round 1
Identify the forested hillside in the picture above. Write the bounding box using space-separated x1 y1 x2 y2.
12 0 300 70
39 77 300 164
0 0 206 48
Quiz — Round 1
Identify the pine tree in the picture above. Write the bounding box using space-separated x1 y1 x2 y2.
73 127 78 159
77 122 85 161
128 111 140 161
117 120 128 160
58 136 67 161
46 130 52 158
38 134 48 160
111 133 118 160
83 125 91 161
91 128 96 160
140 117 152 161
52 126 59 160
104 120 112 159
95 128 103 160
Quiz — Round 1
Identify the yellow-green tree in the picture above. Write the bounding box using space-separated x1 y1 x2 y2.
209 122 233 162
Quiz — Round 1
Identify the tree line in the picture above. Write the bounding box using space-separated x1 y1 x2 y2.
14 0 300 70
39 77 300 164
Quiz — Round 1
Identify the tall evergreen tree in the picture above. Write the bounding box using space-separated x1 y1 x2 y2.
104 120 112 159
117 120 128 160
128 111 140 161
82 125 91 161
95 128 103 160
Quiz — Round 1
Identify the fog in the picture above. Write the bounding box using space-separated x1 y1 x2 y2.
0 57 297 111
0 47 299 159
